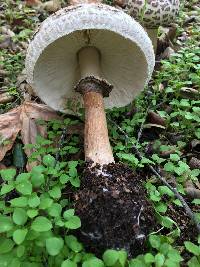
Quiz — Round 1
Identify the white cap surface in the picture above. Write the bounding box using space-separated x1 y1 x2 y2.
25 4 155 113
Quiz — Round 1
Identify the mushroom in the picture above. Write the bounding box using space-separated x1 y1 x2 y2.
122 0 180 53
25 3 155 166
25 3 156 253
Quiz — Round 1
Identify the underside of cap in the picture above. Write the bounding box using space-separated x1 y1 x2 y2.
25 4 155 113
126 0 180 28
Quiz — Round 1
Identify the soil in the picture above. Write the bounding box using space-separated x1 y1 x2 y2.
166 202 199 245
74 162 156 257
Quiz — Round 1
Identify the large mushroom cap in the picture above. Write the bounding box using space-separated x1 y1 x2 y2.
126 0 180 28
25 4 155 113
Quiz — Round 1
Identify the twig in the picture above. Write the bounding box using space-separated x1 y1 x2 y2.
108 118 200 233
149 227 165 236
137 205 144 226
54 126 67 166
137 107 149 143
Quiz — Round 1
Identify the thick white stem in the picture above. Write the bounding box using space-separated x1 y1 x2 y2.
78 47 101 78
145 28 158 55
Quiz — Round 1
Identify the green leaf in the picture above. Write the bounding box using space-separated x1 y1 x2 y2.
61 259 77 267
65 235 83 252
55 219 64 227
118 250 127 266
43 154 55 167
167 249 183 262
158 186 174 197
13 208 28 225
161 216 175 228
164 162 175 172
155 253 165 267
83 258 104 267
39 197 53 209
175 161 190 175
192 199 200 205
10 197 28 207
0 169 16 181
31 216 52 232
60 174 70 184
144 253 155 263
16 181 32 195
170 154 180 162
48 203 62 217
68 161 78 177
0 215 14 233
63 209 75 220
46 237 64 256
155 203 167 213
31 173 45 188
195 213 200 223
65 216 81 229
184 241 200 256
0 238 14 254
152 154 165 164
27 209 38 218
13 143 26 168
9 258 21 267
0 183 14 195
70 177 80 188
31 165 45 174
187 256 200 267
173 199 183 207
28 193 40 208
16 245 25 257
49 186 61 199
164 259 179 267
116 153 139 166
149 235 161 249
16 173 31 183
103 249 119 266
129 259 145 267
13 229 28 245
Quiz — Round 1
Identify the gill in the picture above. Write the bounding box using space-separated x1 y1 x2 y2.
83 30 91 45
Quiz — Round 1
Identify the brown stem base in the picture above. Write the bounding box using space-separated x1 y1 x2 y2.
83 91 114 165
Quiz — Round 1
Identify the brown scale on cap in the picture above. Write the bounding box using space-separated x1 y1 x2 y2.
124 0 180 28
114 0 180 53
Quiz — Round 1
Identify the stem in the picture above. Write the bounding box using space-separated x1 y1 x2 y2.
78 47 114 165
83 91 114 165
145 28 158 54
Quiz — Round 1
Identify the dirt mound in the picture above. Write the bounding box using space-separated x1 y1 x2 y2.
75 162 156 257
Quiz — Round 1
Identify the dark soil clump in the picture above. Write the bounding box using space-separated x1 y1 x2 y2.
166 202 199 244
75 163 156 257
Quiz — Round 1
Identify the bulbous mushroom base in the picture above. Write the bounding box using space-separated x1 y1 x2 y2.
74 163 156 257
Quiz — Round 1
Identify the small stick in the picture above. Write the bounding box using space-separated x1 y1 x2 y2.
55 126 67 166
137 106 149 143
137 205 144 226
108 117 200 233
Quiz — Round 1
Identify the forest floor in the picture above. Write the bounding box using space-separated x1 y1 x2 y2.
0 0 200 266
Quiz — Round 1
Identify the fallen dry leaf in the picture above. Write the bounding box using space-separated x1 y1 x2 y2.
147 111 166 127
0 101 61 170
